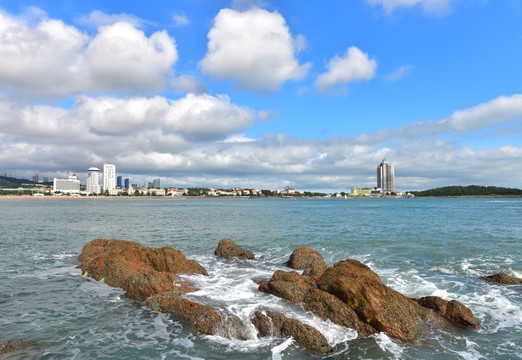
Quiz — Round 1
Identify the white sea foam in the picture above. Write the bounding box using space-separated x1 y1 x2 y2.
373 333 404 359
271 337 294 360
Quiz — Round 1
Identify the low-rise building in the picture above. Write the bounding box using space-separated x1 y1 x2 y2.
53 175 80 194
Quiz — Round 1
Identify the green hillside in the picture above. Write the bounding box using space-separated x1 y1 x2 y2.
410 185 522 197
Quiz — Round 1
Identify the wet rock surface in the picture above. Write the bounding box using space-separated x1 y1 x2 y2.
78 240 480 355
285 246 327 277
0 340 36 355
479 272 522 285
214 238 255 260
414 296 479 329
252 311 334 354
78 239 242 339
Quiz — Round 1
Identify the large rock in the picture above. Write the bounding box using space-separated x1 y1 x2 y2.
304 287 377 336
258 270 314 303
479 272 522 285
78 239 208 301
214 238 255 260
316 259 431 341
252 311 333 354
415 296 479 329
259 269 376 336
285 247 327 277
78 239 249 341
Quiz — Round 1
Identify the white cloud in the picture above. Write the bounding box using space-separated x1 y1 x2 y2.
315 47 377 95
0 10 177 97
199 8 311 92
366 0 453 15
172 12 190 27
385 64 413 82
76 10 144 28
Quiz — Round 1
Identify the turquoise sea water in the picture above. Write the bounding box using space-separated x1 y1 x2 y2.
0 198 520 359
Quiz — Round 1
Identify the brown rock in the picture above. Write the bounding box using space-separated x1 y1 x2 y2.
260 270 314 303
0 340 35 355
252 311 333 354
304 287 377 336
214 238 255 260
316 259 428 341
480 272 522 285
415 296 479 330
286 247 327 277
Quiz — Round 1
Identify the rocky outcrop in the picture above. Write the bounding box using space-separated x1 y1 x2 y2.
259 269 377 336
414 296 479 329
285 247 327 277
251 311 333 354
261 250 479 342
0 340 35 355
78 239 246 340
479 272 522 285
214 238 255 260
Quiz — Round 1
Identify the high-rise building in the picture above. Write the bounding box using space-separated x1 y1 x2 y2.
117 176 123 188
53 174 80 193
86 167 101 194
377 159 395 193
33 174 39 183
103 164 116 192
152 178 160 189
124 178 130 189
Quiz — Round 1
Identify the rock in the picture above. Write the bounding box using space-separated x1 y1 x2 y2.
479 272 522 285
0 340 35 355
316 259 430 341
304 287 377 336
259 270 314 303
252 311 333 354
146 292 247 338
285 247 327 277
414 296 479 330
214 238 255 260
78 239 208 301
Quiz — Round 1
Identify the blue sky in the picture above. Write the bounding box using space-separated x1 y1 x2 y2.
0 0 521 191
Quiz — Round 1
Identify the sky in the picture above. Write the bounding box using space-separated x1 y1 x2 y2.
0 0 521 192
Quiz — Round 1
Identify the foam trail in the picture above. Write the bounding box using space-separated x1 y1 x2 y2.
271 337 293 360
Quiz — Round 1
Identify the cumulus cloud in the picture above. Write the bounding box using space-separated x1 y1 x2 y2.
0 10 177 97
76 10 145 28
366 0 453 15
315 47 377 95
199 8 311 92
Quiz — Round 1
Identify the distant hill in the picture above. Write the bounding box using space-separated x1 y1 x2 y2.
0 175 51 188
410 185 522 197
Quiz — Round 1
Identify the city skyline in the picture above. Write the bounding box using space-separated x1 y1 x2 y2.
0 1 521 192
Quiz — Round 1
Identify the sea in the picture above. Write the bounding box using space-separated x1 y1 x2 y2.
0 197 520 360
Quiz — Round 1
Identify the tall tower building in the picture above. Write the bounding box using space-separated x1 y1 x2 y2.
103 164 116 192
117 176 123 188
377 159 395 193
86 167 100 194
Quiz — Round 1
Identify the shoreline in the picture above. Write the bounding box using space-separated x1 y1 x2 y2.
1 194 521 200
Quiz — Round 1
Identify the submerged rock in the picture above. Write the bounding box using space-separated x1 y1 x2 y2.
252 311 334 354
414 296 479 330
479 272 522 285
214 238 255 260
285 247 327 277
0 340 35 355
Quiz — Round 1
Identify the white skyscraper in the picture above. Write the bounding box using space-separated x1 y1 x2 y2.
86 167 100 194
377 159 395 194
103 164 116 192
